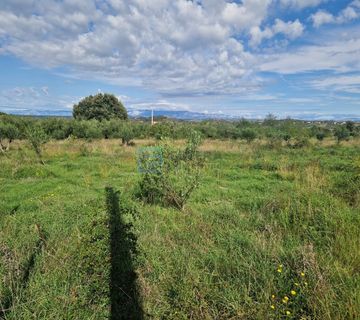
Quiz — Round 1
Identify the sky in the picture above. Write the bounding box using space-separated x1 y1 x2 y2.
0 0 360 119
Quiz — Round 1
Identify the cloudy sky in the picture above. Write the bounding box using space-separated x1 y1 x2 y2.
0 0 360 119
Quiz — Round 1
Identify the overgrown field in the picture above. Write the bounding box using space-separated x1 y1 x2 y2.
0 138 359 319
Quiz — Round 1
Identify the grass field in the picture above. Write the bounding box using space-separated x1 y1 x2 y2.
0 138 359 319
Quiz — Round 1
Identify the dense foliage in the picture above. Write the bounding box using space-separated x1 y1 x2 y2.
0 113 359 144
73 93 128 121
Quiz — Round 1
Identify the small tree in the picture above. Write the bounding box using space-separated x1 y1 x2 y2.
25 125 49 164
264 113 277 126
137 131 204 210
345 121 355 133
281 133 291 145
240 128 257 143
0 123 19 153
334 126 350 144
120 123 135 146
73 93 128 121
315 132 325 141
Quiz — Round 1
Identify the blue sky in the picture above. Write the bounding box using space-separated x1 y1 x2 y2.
0 0 359 119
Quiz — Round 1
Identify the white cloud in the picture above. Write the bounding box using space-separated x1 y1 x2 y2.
311 74 360 93
129 100 191 111
260 37 360 74
0 86 76 110
221 0 272 31
311 1 360 27
250 18 304 46
279 0 328 10
0 0 359 107
0 0 270 96
311 10 334 28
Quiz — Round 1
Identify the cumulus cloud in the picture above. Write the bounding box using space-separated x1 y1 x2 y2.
221 0 272 31
311 1 360 27
0 0 269 96
0 0 359 104
250 19 304 46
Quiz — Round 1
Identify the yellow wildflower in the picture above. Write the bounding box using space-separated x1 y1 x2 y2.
300 272 305 277
294 282 299 286
282 296 289 303
291 290 296 296
277 269 282 273
286 310 291 316
271 305 275 310
271 295 275 299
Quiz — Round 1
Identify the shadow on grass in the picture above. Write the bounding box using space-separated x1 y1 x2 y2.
105 187 144 320
0 225 46 319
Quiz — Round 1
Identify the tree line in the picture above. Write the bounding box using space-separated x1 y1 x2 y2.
1 113 358 144
0 93 359 153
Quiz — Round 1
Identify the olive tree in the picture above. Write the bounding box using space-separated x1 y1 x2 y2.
0 122 19 153
25 125 49 164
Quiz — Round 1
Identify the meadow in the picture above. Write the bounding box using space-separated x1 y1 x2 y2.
0 135 359 319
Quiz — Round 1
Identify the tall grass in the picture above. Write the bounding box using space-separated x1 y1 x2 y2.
0 138 359 319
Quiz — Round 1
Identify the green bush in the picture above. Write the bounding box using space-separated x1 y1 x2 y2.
334 126 350 143
73 93 128 121
240 128 257 143
137 131 204 210
25 124 49 164
120 122 135 145
72 120 102 140
315 132 325 141
41 118 73 140
0 122 19 152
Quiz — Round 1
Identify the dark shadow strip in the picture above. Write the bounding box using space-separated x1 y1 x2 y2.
105 187 144 320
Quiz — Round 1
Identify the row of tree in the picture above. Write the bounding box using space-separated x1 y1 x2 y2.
1 112 358 148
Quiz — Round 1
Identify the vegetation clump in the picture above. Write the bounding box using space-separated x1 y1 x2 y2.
73 93 128 121
25 124 49 164
137 131 204 210
0 122 18 153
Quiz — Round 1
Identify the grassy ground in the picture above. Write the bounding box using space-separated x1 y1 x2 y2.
0 138 359 319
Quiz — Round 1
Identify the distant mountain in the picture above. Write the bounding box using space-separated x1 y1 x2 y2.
0 107 73 117
127 109 235 120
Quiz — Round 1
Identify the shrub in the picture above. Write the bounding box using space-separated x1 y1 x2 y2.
282 133 291 144
240 128 257 143
315 132 325 141
41 118 73 140
120 123 135 146
72 120 102 140
73 93 128 121
150 122 173 140
334 126 350 143
345 121 355 133
292 138 310 149
137 131 204 210
25 124 49 164
264 113 277 126
0 122 19 152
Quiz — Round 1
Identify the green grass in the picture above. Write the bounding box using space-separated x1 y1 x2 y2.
0 139 359 319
